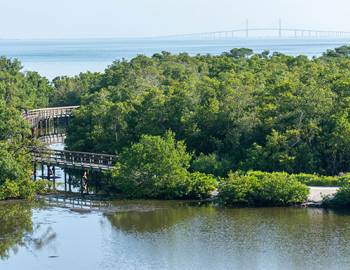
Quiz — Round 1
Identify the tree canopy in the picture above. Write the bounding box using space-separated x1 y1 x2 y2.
0 58 52 199
62 46 350 176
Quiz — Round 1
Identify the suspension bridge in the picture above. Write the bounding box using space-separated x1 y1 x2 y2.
153 22 350 40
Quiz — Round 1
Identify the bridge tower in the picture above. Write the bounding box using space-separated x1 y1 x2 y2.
278 19 282 38
246 19 249 38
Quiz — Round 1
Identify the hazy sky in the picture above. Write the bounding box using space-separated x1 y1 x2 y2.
1 0 349 39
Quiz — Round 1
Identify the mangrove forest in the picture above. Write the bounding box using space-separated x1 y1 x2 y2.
3 46 350 206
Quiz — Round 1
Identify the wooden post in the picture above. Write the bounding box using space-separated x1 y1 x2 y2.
55 117 58 134
52 166 56 191
94 171 98 195
80 174 83 195
41 163 44 179
38 120 41 137
53 117 56 134
33 162 37 181
86 170 90 195
68 170 72 192
48 118 51 135
64 170 67 192
47 165 50 181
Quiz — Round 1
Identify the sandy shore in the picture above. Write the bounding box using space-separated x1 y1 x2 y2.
308 186 339 203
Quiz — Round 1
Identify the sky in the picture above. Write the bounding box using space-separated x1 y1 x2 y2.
0 0 349 39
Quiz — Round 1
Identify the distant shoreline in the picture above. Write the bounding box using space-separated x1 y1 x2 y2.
2 38 350 79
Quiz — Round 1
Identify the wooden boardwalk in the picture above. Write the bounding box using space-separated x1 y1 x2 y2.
24 106 79 128
24 106 117 172
39 134 66 144
32 148 117 171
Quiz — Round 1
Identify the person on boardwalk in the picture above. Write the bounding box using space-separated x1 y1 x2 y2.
82 171 88 193
48 167 53 180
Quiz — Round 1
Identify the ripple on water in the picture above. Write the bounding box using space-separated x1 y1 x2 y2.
1 201 350 270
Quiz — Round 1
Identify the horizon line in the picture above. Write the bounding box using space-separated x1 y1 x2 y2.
2 26 350 41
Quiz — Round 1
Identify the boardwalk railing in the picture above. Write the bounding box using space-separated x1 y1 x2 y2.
25 106 118 172
24 106 79 128
39 134 66 144
32 148 117 171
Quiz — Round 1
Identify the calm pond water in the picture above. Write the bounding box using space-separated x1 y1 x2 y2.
1 199 350 270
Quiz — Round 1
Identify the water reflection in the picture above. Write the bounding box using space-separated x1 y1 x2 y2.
0 201 56 260
1 200 350 270
105 201 214 233
104 205 350 270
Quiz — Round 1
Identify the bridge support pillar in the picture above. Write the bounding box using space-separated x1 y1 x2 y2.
41 164 44 180
68 170 72 193
52 166 56 191
64 171 67 192
94 171 98 195
53 117 56 134
33 162 37 181
38 121 41 137
80 175 83 196
48 118 51 136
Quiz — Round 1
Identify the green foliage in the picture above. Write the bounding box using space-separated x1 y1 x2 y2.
186 172 218 199
225 48 254 58
111 132 192 199
0 179 44 200
0 102 32 199
244 171 349 187
323 183 350 208
50 72 101 106
33 179 51 195
0 57 52 200
0 180 20 200
63 47 350 177
110 132 217 199
191 153 230 177
293 173 350 187
323 45 350 58
0 57 52 109
217 171 309 206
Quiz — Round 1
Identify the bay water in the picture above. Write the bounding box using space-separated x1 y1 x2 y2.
1 38 350 79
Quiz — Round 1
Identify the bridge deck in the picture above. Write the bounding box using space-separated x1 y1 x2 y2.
32 149 117 171
24 106 79 128
25 106 117 171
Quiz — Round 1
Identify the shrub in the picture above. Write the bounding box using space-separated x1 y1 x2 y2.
243 171 349 187
0 179 51 201
293 173 349 187
185 172 218 199
322 183 350 208
111 132 219 199
33 179 51 195
111 131 192 199
0 180 20 200
217 171 309 206
18 180 36 200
